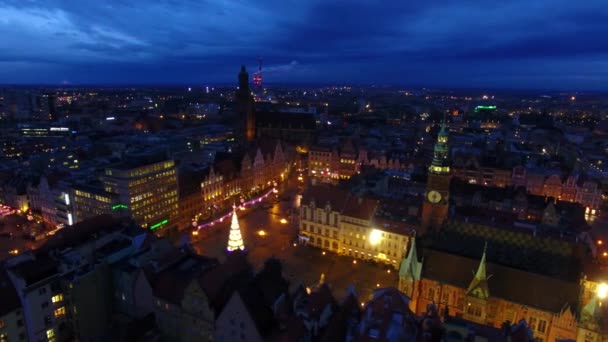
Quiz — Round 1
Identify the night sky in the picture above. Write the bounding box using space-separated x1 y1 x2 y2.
1 0 607 90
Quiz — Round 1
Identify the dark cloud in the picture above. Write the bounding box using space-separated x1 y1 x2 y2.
0 0 606 89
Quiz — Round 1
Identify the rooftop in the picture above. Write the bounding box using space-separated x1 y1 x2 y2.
302 185 378 221
421 248 580 313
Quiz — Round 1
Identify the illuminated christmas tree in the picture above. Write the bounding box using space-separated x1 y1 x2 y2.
227 207 245 252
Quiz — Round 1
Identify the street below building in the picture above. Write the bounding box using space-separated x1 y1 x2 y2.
189 172 398 301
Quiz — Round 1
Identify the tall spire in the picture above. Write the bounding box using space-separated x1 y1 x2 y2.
227 207 245 252
429 115 450 174
399 236 422 281
467 242 490 299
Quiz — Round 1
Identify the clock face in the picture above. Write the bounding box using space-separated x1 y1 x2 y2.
427 190 442 204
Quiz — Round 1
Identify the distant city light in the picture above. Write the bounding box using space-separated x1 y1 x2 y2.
258 230 266 236
106 117 115 121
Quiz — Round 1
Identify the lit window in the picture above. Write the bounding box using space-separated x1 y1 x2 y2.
54 307 66 318
51 294 63 303
46 329 55 339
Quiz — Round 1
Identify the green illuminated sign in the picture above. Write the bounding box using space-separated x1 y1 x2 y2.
150 219 169 230
112 204 128 210
475 105 497 110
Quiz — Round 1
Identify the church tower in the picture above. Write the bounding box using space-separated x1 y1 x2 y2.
236 65 255 143
398 236 423 312
421 118 451 232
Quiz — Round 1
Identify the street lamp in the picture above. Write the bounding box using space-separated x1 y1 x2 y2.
369 229 382 246
598 283 608 300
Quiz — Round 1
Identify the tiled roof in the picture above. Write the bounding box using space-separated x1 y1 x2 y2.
358 287 418 342
199 250 253 312
320 293 360 342
302 185 378 221
39 215 128 254
421 248 580 313
237 285 277 337
151 254 218 305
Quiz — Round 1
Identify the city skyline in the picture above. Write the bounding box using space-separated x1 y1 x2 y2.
1 0 607 90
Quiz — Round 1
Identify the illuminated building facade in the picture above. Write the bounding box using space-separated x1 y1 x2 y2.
398 242 608 342
421 121 451 231
71 184 117 224
298 186 412 269
308 140 406 184
308 139 362 183
102 157 178 234
199 141 288 218
452 159 603 210
27 172 74 226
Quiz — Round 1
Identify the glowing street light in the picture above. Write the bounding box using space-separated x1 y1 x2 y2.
598 283 608 299
280 218 288 224
258 230 267 236
191 231 199 236
353 260 357 264
322 251 326 255
369 229 382 245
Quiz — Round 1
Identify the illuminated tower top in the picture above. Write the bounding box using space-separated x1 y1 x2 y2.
429 118 450 174
227 207 245 252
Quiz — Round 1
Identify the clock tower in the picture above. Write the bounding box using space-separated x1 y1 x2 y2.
421 120 451 232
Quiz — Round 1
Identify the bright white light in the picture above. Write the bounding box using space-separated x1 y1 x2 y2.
64 193 70 206
67 213 73 226
598 283 608 299
106 117 115 121
369 229 382 245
